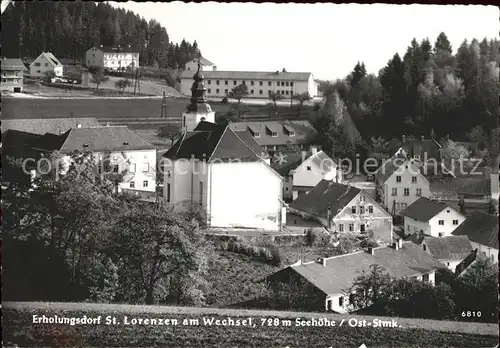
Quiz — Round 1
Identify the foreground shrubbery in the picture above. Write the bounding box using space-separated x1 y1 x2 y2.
220 239 281 266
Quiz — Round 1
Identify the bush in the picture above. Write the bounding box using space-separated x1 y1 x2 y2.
305 229 330 247
251 246 260 257
220 242 229 251
269 247 282 266
221 97 228 104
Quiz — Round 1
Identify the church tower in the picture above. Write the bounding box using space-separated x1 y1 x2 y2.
181 59 216 133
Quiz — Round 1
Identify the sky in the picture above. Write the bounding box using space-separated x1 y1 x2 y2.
109 2 499 81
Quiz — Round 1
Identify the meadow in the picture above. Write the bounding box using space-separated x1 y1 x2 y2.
3 302 498 348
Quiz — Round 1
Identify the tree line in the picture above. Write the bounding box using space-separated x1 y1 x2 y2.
1 1 201 69
2 152 210 305
314 33 499 162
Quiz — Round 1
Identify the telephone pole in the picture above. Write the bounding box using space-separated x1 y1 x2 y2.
160 91 167 118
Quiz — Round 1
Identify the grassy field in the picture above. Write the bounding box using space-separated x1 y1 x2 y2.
1 96 316 122
3 302 498 348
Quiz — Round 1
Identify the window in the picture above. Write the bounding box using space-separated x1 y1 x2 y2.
416 188 422 196
407 224 411 231
276 81 280 86
404 188 409 196
286 82 289 86
271 132 278 137
412 176 417 183
446 209 450 213
259 90 263 95
414 155 420 160
285 187 288 191
447 262 450 266
183 116 186 128
268 81 272 86
166 183 171 202
368 205 373 213
285 90 289 95
130 163 136 173
216 80 219 85
216 89 220 93
259 81 263 86
438 232 444 237
438 220 444 225
34 62 41 67
351 206 356 214
360 224 365 232
250 81 254 86
143 180 148 187
285 176 289 182
130 181 135 188
143 163 149 172
392 188 397 196
338 296 344 306
338 224 344 232
422 274 429 282
360 195 365 202
207 80 211 85
225 80 228 85
401 203 407 209
281 82 285 86
290 82 293 87
423 244 427 251
396 176 402 182
281 90 285 95
113 165 119 173
349 224 354 232
251 90 254 94
234 80 237 85
225 89 228 94
253 132 260 138
453 220 459 225
208 89 211 93
360 206 365 214
45 63 48 67
36 70 41 73
306 166 311 171
242 81 246 85
199 181 203 204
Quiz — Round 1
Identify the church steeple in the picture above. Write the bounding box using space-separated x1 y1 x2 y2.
187 58 212 113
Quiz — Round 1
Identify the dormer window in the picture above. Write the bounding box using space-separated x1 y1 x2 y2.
271 132 278 137
123 142 129 146
253 132 260 138
83 144 89 148
288 131 295 136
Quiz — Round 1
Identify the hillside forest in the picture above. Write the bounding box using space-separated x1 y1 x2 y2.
1 1 201 69
314 33 499 161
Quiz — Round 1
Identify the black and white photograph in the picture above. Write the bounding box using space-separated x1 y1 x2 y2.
1 1 499 347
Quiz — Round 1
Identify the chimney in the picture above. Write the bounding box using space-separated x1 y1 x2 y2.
317 257 327 266
490 172 500 202
76 123 82 128
367 247 375 255
213 65 217 71
327 205 332 229
421 135 425 141
311 146 318 156
397 238 403 249
402 135 406 144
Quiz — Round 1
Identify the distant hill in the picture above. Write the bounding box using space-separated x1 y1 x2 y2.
1 1 200 69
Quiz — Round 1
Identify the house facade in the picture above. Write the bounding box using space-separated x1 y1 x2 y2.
85 46 139 71
228 120 317 154
163 63 284 231
375 155 431 215
1 58 26 92
267 240 446 313
400 197 466 238
273 149 341 201
29 52 63 78
452 212 499 264
180 70 318 98
185 57 216 71
289 180 393 245
28 126 157 197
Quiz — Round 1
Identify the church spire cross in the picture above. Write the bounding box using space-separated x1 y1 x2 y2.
187 56 211 113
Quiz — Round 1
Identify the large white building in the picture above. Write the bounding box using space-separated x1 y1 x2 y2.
180 59 318 99
85 46 139 71
164 63 285 230
29 52 63 78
